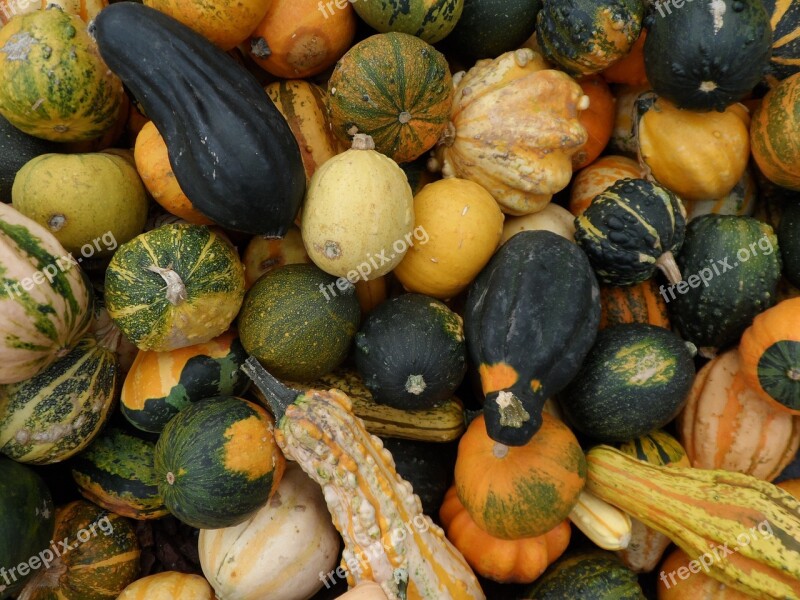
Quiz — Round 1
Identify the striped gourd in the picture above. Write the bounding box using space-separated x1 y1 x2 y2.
0 333 117 464
568 490 632 551
586 446 800 598
0 203 91 385
198 463 340 600
762 0 800 84
71 428 168 520
751 73 800 191
118 572 214 600
599 279 670 330
243 357 485 600
351 0 463 44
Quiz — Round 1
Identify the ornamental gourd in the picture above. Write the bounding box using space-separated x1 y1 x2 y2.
351 0 463 44
242 358 485 600
751 73 800 190
569 155 642 216
118 572 215 600
440 48 589 215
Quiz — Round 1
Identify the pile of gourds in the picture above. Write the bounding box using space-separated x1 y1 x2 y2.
1 0 800 598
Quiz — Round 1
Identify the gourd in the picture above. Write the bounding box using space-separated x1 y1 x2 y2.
608 83 650 155
243 226 309 289
0 7 124 142
535 0 644 75
454 412 586 540
501 203 576 243
392 178 503 300
0 333 117 464
198 463 340 600
637 94 751 201
154 396 286 529
440 48 589 215
0 203 91 384
0 0 105 25
751 73 800 191
242 357 486 600
643 0 773 111
327 33 453 163
780 200 800 289
560 323 696 443
761 0 800 83
585 445 800 599
573 76 616 169
568 490 632 551
601 29 647 85
464 230 600 445
444 0 540 60
351 0 463 44
249 0 356 78
679 348 800 481
739 297 800 414
118 572 215 600
439 486 571 583
684 166 758 221
93 2 306 236
301 135 414 280
657 547 755 599
337 582 390 599
238 264 361 381
574 178 686 286
569 155 642 216
12 152 148 254
668 215 780 356
104 223 246 352
599 279 670 330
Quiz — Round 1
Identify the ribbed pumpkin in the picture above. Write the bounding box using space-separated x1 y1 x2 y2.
501 203 576 243
599 278 670 330
638 95 751 201
105 224 246 352
70 428 167 520
327 33 453 163
118 572 215 600
351 0 463 43
740 297 800 414
656 547 755 600
568 155 642 216
0 7 124 141
198 463 340 600
751 72 800 190
120 329 250 433
0 0 105 24
440 486 571 584
535 0 644 75
143 0 272 50
133 121 213 225
572 76 616 169
265 81 343 181
0 334 117 464
18 500 140 600
762 0 800 84
0 203 91 384
454 412 586 540
393 178 503 300
249 0 356 78
679 348 800 481
440 48 589 215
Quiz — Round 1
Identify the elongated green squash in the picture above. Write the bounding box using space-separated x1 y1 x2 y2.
586 446 800 599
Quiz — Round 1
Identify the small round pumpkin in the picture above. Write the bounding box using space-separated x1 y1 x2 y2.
751 72 800 191
393 178 503 300
656 547 754 599
679 348 800 481
454 412 586 540
740 297 800 414
351 0 463 44
118 572 215 600
440 486 571 584
572 76 616 169
328 32 453 163
249 0 356 79
501 203 576 243
105 224 246 352
569 154 642 216
133 121 213 225
143 0 272 50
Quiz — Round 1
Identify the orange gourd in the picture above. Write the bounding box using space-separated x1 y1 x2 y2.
573 76 615 169
601 30 648 86
569 155 642 216
599 279 670 330
750 73 800 190
118 572 215 599
440 486 571 584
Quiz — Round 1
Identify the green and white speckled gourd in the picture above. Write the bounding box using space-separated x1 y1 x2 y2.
242 357 485 600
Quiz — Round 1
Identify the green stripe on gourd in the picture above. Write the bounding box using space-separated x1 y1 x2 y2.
351 0 464 44
71 428 167 520
755 341 800 411
619 430 688 467
0 335 117 464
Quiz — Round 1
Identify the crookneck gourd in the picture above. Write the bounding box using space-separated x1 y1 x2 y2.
242 357 485 600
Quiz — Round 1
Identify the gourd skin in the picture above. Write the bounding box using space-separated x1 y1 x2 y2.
93 2 305 236
751 73 800 191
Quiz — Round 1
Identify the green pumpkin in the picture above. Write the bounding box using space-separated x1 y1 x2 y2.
352 0 464 43
560 323 696 443
669 215 781 356
445 0 541 60
71 428 168 520
154 396 284 529
104 224 246 352
0 7 124 142
238 263 360 382
574 178 687 286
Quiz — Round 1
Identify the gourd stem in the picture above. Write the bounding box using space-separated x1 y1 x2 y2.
241 357 298 421
655 251 682 285
147 264 186 305
351 134 376 151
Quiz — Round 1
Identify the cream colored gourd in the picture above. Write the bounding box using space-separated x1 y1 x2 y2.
117 572 215 599
501 203 575 243
568 490 631 551
301 134 413 280
679 348 800 482
198 463 340 600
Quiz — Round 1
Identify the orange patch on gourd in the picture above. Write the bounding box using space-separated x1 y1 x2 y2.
222 412 277 480
479 363 519 395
